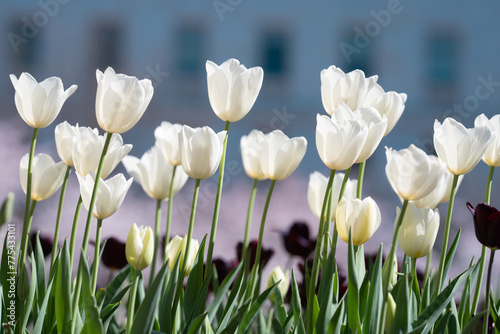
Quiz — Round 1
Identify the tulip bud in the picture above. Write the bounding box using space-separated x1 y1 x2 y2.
126 223 154 271
266 266 290 302
95 67 153 134
206 58 263 123
336 196 381 246
20 153 67 201
398 202 440 258
10 73 77 129
466 202 500 250
385 293 396 333
165 235 199 276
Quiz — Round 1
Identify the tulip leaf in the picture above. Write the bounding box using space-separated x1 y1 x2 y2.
218 298 251 334
34 232 47 307
0 192 14 226
347 231 360 331
316 246 337 334
272 318 284 334
79 252 104 334
187 312 208 334
238 283 278 334
184 236 208 325
460 310 486 334
21 252 37 331
291 270 306 334
217 262 248 332
32 277 54 334
130 261 169 334
329 300 344 334
438 228 461 293
272 277 287 326
55 241 72 334
207 262 242 323
159 255 181 332
390 263 411 334
100 265 131 309
412 265 473 334
362 244 383 334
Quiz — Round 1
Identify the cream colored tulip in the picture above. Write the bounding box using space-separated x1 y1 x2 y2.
240 129 267 180
76 172 132 220
154 122 184 166
259 130 307 181
122 145 188 200
434 117 493 175
95 67 153 133
206 58 263 122
178 125 226 180
20 153 66 201
398 202 440 258
126 223 154 271
54 121 80 166
474 114 500 167
165 235 199 276
336 196 381 246
266 266 290 300
385 145 442 201
10 73 77 129
307 171 357 220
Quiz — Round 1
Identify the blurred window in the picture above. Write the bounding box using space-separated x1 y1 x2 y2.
9 20 40 71
176 25 204 76
93 23 122 70
262 31 288 78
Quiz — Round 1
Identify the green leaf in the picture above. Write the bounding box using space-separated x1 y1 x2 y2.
207 263 242 322
79 252 104 334
390 263 411 334
32 277 54 334
100 265 131 309
412 265 473 334
0 192 14 226
272 277 287 326
35 232 47 308
184 237 209 326
55 241 72 334
347 231 360 331
271 318 284 334
130 261 169 334
291 270 306 334
239 283 279 334
316 246 337 334
159 257 180 332
438 229 461 293
362 244 383 334
460 310 487 334
329 301 344 334
219 299 251 334
187 312 208 334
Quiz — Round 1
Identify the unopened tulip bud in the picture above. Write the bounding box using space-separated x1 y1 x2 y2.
266 266 290 301
165 235 199 276
126 223 154 271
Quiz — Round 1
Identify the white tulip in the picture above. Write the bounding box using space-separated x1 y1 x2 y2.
434 118 493 175
10 73 77 129
20 153 66 201
54 121 80 166
474 114 500 167
165 235 199 276
95 67 153 133
336 196 381 246
206 58 264 122
154 122 184 166
122 145 188 200
126 223 154 271
259 130 307 181
179 125 226 180
76 172 132 220
240 130 267 180
266 266 290 301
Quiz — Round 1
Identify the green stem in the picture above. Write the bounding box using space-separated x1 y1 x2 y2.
91 219 103 292
357 161 366 199
19 200 37 268
127 270 141 333
149 199 162 286
306 169 335 333
164 165 177 260
18 127 38 270
51 165 71 267
379 199 409 334
472 166 495 314
206 121 230 270
435 174 459 295
482 249 495 334
424 249 432 284
241 179 259 262
324 168 348 260
411 257 417 283
81 132 113 257
69 196 83 268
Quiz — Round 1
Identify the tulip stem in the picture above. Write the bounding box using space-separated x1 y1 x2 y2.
435 174 459 295
357 161 366 199
19 200 37 270
164 165 177 260
51 165 72 268
149 199 162 286
18 127 38 270
91 219 103 292
424 249 432 285
483 249 495 334
380 198 409 334
69 196 83 268
206 121 230 272
324 168 348 261
127 270 141 333
306 169 335 334
242 178 259 262
472 165 495 314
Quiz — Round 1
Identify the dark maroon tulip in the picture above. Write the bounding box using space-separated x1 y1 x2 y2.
278 221 316 259
31 233 53 258
101 237 128 270
237 240 274 269
467 202 500 250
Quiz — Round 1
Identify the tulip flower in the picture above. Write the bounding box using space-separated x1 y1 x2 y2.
76 172 132 220
126 223 154 271
320 66 377 114
154 121 184 166
278 222 315 259
20 153 66 201
307 171 357 220
466 202 500 250
236 240 274 269
316 105 368 170
54 121 80 166
178 125 226 180
433 117 493 175
397 202 440 258
10 73 77 129
474 114 500 167
335 196 381 246
72 128 132 179
101 237 128 270
241 129 267 180
95 67 154 134
259 130 307 181
266 266 290 301
385 145 442 201
122 145 188 201
206 58 264 123
165 235 199 276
